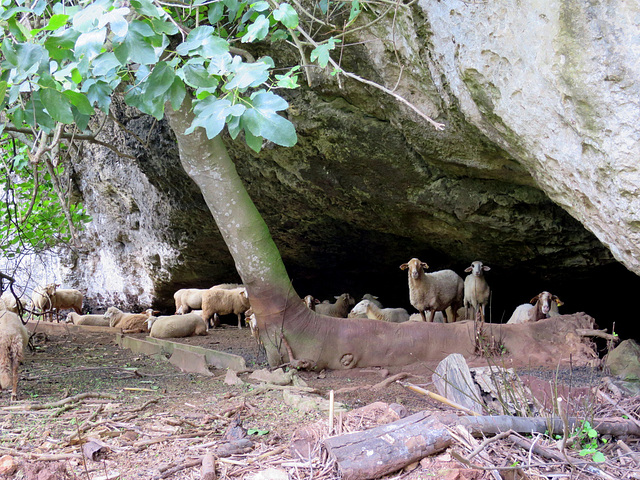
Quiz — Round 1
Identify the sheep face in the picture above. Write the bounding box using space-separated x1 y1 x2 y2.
400 258 428 279
465 261 490 277
530 291 563 316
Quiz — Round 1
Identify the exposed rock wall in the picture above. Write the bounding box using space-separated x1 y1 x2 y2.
47 0 640 338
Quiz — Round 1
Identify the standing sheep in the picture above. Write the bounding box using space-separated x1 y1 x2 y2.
0 310 29 400
315 293 355 318
463 260 491 320
174 288 208 314
147 312 208 338
105 307 153 333
201 287 250 329
32 283 83 322
506 291 563 324
400 258 464 323
365 301 410 323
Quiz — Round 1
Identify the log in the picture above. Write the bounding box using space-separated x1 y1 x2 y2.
432 353 483 414
322 411 452 480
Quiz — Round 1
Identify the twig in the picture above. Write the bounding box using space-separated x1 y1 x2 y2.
2 392 117 411
133 431 213 451
158 458 202 479
466 430 513 460
399 381 480 416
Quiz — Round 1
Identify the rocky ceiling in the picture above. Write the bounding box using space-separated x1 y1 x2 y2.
58 0 640 343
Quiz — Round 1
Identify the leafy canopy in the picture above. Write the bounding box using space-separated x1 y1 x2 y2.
0 0 309 152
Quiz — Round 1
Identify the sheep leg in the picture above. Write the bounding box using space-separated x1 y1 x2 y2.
11 356 18 401
213 313 221 328
420 311 427 322
427 310 436 323
237 313 243 330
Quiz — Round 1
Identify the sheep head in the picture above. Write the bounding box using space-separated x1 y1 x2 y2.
400 258 428 279
530 291 563 315
465 260 490 276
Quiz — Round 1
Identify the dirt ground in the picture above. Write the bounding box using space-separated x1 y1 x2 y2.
1 323 638 480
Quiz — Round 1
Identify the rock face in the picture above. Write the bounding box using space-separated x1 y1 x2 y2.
44 1 640 339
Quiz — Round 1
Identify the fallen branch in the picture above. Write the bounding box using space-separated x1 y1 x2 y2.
157 457 202 479
1 392 117 411
134 431 213 451
576 328 620 343
399 381 481 416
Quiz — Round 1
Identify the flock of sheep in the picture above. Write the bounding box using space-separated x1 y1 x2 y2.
0 257 563 400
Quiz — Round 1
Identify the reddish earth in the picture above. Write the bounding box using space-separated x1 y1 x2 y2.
0 322 634 480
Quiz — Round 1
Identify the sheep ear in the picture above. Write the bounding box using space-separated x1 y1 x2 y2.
314 298 320 304
464 267 472 273
483 266 491 271
400 263 408 270
554 296 564 306
421 262 429 269
530 295 540 304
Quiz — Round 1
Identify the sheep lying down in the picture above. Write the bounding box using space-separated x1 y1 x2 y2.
147 313 208 338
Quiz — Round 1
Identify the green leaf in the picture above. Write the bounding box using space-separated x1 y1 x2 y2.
176 26 229 58
592 451 606 463
225 58 270 90
75 28 107 60
151 18 178 35
44 28 80 61
347 0 360 25
63 90 94 115
241 15 270 43
244 127 262 152
310 38 340 68
186 97 245 138
1 38 18 66
273 3 298 28
31 13 69 34
247 428 269 436
182 64 220 89
92 52 121 76
40 88 74 124
168 77 186 111
130 0 162 17
208 3 225 23
144 61 176 100
83 79 113 112
242 91 296 146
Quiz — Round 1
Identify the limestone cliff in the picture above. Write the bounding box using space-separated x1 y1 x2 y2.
46 0 639 338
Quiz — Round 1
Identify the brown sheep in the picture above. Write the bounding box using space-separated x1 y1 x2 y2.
105 307 153 333
32 283 83 322
201 287 250 329
0 310 29 400
315 293 355 318
507 291 563 324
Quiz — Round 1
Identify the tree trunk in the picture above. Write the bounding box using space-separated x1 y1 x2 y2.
165 101 601 371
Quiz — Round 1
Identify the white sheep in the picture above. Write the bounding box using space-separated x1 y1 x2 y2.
315 293 355 318
399 258 464 323
66 312 111 327
506 291 564 324
32 283 83 322
361 294 383 308
174 288 207 314
0 292 21 314
364 301 410 323
201 286 250 329
348 299 370 318
147 312 208 338
0 310 29 400
463 260 491 320
105 307 153 333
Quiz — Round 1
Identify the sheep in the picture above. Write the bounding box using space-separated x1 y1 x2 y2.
463 261 491 320
303 295 319 311
361 294 383 308
506 291 564 324
32 283 83 322
174 288 207 314
201 286 250 329
364 301 410 323
105 307 153 333
147 312 208 338
315 293 355 318
399 258 464 323
0 310 29 400
65 312 111 327
348 299 370 318
0 292 21 314
244 307 261 343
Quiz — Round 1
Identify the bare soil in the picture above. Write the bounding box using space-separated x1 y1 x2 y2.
0 324 637 480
